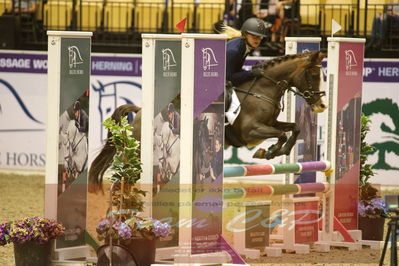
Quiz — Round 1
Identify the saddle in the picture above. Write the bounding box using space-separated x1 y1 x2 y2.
224 81 246 147
224 81 234 112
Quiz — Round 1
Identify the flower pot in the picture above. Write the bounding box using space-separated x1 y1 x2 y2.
14 241 52 266
126 237 156 266
358 216 385 241
99 237 156 266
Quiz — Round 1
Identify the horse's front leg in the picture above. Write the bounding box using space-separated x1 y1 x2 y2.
272 121 300 156
247 124 287 160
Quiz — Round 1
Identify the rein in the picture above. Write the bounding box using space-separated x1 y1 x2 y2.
235 67 326 111
67 127 88 174
163 126 179 155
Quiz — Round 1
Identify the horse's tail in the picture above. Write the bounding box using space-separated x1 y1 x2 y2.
110 103 141 123
88 104 141 193
217 25 242 39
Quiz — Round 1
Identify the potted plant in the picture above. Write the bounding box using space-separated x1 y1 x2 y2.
358 113 388 240
95 117 171 265
0 216 65 266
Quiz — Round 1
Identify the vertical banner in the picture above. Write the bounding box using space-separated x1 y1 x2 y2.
191 37 225 254
153 39 181 248
334 41 364 230
285 37 321 244
58 37 91 248
323 38 365 240
46 31 92 256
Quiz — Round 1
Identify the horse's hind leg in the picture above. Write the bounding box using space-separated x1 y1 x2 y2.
248 125 287 160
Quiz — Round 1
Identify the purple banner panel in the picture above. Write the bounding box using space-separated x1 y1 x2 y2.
193 39 225 118
363 61 399 83
192 38 225 255
91 56 141 76
0 53 47 73
0 52 142 76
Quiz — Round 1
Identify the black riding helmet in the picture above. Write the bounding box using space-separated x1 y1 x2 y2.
241 17 268 38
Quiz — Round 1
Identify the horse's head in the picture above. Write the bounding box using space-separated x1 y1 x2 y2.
291 51 327 113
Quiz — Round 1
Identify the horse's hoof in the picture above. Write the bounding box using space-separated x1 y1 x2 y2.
265 152 276 160
253 149 266 159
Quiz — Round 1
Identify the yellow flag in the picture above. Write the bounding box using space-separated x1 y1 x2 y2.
332 19 342 36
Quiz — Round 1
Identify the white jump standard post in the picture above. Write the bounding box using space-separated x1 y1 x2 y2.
45 31 93 261
179 33 232 264
141 34 183 260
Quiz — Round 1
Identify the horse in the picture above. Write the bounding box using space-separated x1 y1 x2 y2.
153 113 166 183
193 116 213 183
88 51 326 191
63 120 88 185
228 51 326 159
158 121 180 183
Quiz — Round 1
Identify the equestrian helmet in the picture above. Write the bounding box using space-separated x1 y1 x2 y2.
241 17 268 38
73 101 81 111
168 103 175 113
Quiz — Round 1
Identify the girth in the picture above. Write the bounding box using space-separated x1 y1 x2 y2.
235 88 281 110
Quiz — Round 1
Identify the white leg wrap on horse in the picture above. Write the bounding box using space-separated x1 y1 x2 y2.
225 90 241 125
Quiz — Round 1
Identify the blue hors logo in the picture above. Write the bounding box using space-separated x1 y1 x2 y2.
202 48 218 71
92 80 141 142
162 48 177 71
302 48 311 53
0 79 43 129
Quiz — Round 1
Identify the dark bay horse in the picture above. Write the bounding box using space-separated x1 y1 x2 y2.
228 51 327 159
89 51 326 191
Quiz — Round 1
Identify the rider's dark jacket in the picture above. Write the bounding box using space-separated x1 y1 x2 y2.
75 109 89 134
226 37 255 86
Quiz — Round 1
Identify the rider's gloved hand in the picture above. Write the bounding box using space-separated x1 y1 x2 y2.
251 66 263 78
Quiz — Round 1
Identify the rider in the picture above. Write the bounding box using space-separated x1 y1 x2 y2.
73 101 89 134
224 17 268 125
167 103 180 136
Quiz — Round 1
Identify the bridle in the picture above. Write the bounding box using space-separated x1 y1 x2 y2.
65 126 88 175
235 66 325 110
161 125 179 156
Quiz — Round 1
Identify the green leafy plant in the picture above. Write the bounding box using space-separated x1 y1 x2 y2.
97 117 171 242
358 113 388 218
359 113 376 187
103 117 146 215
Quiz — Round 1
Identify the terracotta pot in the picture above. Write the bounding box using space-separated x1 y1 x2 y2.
14 240 52 266
126 237 157 266
358 216 385 241
100 237 157 266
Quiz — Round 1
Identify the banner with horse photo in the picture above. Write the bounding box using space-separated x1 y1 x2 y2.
152 39 182 248
334 41 364 230
191 38 225 254
56 37 91 248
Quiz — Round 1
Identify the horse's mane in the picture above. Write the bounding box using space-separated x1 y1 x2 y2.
257 52 312 71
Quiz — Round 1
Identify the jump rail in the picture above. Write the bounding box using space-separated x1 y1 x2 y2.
224 161 331 178
224 182 330 199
